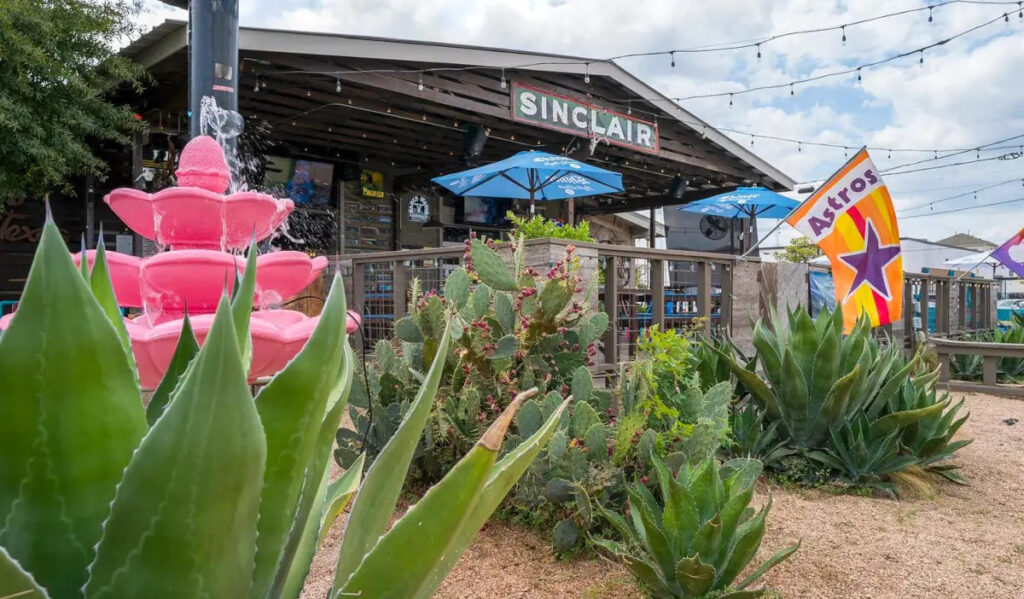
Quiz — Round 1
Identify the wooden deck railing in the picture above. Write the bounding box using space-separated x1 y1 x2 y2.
330 239 1000 374
931 336 1024 398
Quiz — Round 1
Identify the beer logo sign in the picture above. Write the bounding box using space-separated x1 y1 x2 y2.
408 194 429 224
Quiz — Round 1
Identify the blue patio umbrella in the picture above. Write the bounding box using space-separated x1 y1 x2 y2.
678 187 800 253
678 186 799 219
432 151 624 215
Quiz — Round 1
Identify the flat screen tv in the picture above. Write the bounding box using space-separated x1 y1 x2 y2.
457 197 512 226
265 156 335 206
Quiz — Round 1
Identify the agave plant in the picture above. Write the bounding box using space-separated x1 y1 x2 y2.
887 370 972 483
727 400 796 471
0 217 568 599
721 307 919 449
593 454 799 599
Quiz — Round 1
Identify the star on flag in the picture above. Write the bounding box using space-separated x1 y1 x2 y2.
837 220 901 300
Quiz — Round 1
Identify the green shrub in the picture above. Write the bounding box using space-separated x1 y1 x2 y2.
0 218 566 599
593 454 799 599
508 211 594 242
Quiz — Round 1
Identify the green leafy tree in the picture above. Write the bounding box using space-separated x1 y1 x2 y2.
778 236 823 263
0 0 146 204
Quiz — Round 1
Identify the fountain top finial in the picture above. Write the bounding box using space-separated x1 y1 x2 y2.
175 135 230 193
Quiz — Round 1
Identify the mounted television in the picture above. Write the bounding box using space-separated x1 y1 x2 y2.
456 197 512 226
265 156 335 206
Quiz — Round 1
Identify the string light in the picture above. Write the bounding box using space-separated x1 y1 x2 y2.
728 93 733 107
627 100 632 115
500 68 507 88
1019 2 1023 20
670 51 676 67
750 134 755 146
929 7 934 22
1005 12 1011 23
417 74 424 91
790 83 795 96
756 44 761 60
335 77 342 93
701 126 707 139
306 89 311 97
856 67 862 83
841 25 847 45
250 8 1007 107
798 142 802 152
253 77 259 93
584 63 591 84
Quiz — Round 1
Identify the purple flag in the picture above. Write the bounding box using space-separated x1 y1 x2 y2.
991 228 1024 278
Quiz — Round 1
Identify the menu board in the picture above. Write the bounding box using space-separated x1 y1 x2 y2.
345 171 393 251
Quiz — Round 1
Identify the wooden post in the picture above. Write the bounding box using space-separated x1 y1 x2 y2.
648 207 656 248
935 279 949 335
938 352 950 382
351 260 365 318
982 285 993 328
697 261 712 339
982 355 998 386
957 282 967 331
651 259 665 329
603 256 619 366
918 278 931 337
392 260 408 319
721 262 734 336
903 278 915 350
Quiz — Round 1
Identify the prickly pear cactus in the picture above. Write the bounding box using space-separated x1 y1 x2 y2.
336 234 607 486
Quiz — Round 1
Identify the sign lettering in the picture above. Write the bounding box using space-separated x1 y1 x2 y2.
511 82 659 155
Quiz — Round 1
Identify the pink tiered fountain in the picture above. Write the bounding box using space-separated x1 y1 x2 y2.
48 136 357 387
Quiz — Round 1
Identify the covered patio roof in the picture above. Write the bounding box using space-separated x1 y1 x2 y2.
123 21 794 215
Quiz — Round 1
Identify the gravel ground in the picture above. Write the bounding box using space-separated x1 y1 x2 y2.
303 392 1024 599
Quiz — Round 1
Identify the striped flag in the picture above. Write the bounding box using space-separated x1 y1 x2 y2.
786 148 903 332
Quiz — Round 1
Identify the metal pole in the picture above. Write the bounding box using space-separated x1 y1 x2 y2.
188 0 239 145
738 216 788 259
954 247 998 281
648 207 656 248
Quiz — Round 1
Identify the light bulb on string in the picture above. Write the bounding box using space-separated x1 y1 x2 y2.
756 44 761 60
856 67 862 83
306 89 311 97
1019 2 1023 21
928 7 933 23
977 148 981 159
500 68 507 89
750 135 755 147
919 50 924 66
627 100 632 115
728 93 733 107
790 83 794 96
336 77 342 93
253 77 259 93
1006 12 1011 24
670 51 676 68
584 63 591 84
798 142 802 152
888 149 892 159
844 147 848 158
841 25 847 46
418 74 424 91
701 126 707 139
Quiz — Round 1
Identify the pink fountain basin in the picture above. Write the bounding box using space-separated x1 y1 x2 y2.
105 187 293 250
73 250 144 308
72 250 327 318
127 309 362 388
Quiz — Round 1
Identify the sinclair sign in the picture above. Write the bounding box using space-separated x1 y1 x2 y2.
511 82 659 155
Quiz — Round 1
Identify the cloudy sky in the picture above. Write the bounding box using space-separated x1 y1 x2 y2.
139 0 1024 245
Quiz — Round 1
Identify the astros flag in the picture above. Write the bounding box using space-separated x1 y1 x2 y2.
786 148 902 332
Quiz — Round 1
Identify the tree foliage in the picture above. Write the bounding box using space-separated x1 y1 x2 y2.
778 236 823 263
0 0 146 205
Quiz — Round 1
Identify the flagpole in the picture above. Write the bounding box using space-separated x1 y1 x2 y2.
953 246 999 281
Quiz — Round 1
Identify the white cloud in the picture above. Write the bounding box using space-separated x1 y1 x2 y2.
138 0 1024 242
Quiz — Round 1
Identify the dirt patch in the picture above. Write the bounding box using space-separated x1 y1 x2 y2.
303 392 1024 598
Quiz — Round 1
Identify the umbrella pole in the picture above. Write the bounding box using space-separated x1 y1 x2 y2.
738 216 788 259
568 197 574 225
